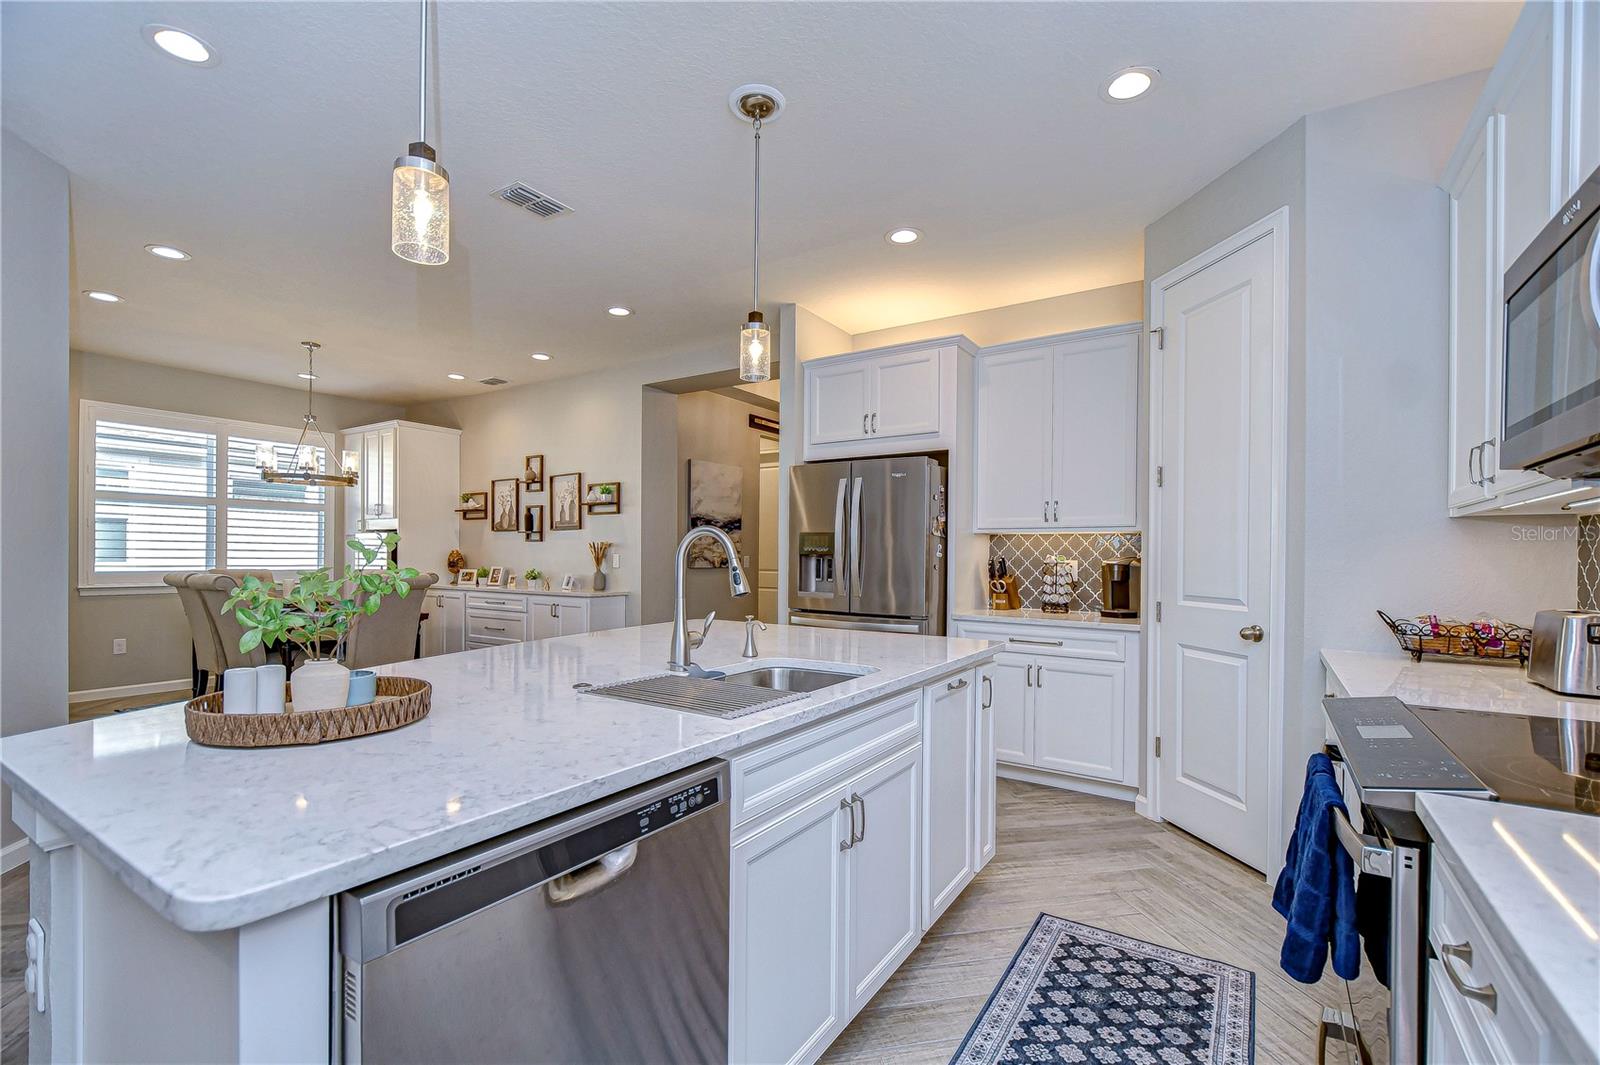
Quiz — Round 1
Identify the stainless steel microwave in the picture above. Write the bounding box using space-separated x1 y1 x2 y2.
1501 164 1600 479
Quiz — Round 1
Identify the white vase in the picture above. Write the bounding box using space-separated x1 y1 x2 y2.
290 659 350 712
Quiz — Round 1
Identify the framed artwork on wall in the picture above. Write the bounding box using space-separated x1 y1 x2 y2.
686 459 742 569
457 490 488 520
491 479 521 532
585 481 621 514
524 504 544 542
550 472 583 531
523 454 544 489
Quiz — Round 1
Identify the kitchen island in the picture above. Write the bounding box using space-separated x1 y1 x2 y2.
2 622 997 1063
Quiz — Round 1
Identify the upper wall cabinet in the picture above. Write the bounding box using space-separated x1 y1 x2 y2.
1443 1 1598 516
340 420 461 572
802 338 968 460
973 324 1140 532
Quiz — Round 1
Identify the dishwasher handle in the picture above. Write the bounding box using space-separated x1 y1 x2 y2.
546 843 638 904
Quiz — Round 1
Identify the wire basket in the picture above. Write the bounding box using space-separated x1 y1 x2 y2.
1376 610 1531 665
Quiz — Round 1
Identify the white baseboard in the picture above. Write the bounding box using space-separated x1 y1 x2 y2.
68 677 189 705
997 763 1138 803
1 838 29 874
1134 793 1159 821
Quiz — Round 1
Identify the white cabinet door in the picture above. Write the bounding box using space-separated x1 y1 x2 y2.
553 601 588 636
376 426 397 521
730 785 850 1065
921 673 976 928
1033 658 1126 784
438 592 465 654
1448 118 1497 510
807 358 872 446
870 346 942 440
988 653 1033 765
843 745 922 1014
528 599 561 641
976 666 997 870
973 346 1055 530
1052 333 1139 528
1496 5 1562 276
1571 0 1600 190
421 594 443 657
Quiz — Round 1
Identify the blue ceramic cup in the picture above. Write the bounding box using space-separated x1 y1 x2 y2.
345 669 378 707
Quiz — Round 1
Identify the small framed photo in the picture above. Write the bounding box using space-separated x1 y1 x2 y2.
487 566 505 587
561 574 578 592
491 479 521 532
524 504 544 542
550 472 583 531
457 490 488 520
585 481 621 515
458 570 478 587
523 454 544 490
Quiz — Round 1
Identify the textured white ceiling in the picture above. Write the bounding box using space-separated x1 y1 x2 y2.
2 1 1515 403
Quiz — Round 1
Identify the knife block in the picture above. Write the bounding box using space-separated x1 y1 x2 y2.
989 576 1021 611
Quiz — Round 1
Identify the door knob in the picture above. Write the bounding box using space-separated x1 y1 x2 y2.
1239 625 1264 643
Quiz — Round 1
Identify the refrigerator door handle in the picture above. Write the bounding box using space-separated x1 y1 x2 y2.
833 477 849 599
849 477 864 604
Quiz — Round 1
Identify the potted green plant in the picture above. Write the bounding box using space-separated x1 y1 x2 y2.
222 533 420 711
524 567 546 591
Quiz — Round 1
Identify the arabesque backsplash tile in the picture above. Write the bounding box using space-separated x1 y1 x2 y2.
988 532 1142 612
1580 516 1599 611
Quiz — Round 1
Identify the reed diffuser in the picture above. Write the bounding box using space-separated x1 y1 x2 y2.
587 541 613 592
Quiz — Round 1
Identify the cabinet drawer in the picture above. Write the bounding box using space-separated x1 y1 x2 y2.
731 690 923 831
465 635 520 650
467 615 526 640
1429 854 1549 1064
466 593 527 614
955 622 1126 662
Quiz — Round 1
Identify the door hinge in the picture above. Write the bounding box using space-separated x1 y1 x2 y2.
1156 465 1164 487
1150 326 1165 351
1154 736 1162 758
1155 601 1162 622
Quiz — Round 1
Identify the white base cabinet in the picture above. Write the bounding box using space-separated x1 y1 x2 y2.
953 620 1141 795
729 667 991 1065
420 590 627 654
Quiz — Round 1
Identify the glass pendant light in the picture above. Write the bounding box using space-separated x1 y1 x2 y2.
260 342 359 488
737 90 777 382
391 0 449 265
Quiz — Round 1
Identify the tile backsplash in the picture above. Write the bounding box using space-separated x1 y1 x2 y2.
1580 515 1598 611
988 532 1142 613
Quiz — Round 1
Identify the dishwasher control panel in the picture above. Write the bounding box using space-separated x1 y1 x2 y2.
635 778 720 836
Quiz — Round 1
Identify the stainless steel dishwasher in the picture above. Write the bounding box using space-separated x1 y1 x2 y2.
338 761 729 1064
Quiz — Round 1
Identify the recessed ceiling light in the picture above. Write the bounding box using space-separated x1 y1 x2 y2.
607 306 632 317
886 228 922 245
143 25 215 65
1101 67 1158 102
297 372 318 381
84 290 124 303
446 372 467 381
145 244 191 261
530 352 552 361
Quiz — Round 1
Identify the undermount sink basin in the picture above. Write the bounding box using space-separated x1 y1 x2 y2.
721 666 862 694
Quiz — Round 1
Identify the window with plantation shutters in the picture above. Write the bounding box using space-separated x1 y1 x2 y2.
81 401 334 588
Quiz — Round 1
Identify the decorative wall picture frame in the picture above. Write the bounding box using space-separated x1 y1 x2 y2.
490 478 521 532
524 504 544 542
487 566 505 587
686 459 742 569
550 472 583 531
523 454 544 489
457 490 488 520
585 481 621 515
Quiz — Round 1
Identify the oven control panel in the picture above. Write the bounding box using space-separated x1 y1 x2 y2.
1323 697 1492 809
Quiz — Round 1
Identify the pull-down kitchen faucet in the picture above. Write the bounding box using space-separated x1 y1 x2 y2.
669 526 750 674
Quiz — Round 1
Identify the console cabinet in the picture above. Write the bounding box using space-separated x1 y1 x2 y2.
420 589 626 654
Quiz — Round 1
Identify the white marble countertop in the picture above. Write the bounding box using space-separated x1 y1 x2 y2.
1 624 995 932
1321 648 1600 722
1416 793 1600 1061
951 607 1142 631
440 584 626 598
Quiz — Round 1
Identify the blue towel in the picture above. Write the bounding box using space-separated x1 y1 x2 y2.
1272 753 1360 983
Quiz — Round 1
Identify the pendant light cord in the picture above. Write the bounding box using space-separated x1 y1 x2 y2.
417 0 429 144
752 115 762 310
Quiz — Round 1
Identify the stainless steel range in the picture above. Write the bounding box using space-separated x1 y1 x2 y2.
1321 696 1600 1065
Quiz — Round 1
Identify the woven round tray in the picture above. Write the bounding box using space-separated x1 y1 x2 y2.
185 676 431 748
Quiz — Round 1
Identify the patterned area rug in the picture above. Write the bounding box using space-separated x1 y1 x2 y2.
951 914 1255 1065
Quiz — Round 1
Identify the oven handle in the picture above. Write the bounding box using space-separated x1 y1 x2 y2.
1332 805 1394 879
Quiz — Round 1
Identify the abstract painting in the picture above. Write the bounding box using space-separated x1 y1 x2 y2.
686 460 742 568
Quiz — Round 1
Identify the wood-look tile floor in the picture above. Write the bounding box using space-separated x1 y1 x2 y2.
68 685 190 724
0 779 1382 1065
822 779 1386 1065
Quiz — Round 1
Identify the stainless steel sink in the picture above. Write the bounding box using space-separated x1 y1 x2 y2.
722 666 861 694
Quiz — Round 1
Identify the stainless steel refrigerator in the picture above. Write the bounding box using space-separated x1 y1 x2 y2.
788 455 946 635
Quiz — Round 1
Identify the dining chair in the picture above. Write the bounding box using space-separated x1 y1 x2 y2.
190 571 272 672
343 573 440 669
165 571 225 696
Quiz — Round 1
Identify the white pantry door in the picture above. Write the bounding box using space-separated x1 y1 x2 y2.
1152 222 1281 873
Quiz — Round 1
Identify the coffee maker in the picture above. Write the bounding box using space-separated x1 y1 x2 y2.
1100 557 1140 618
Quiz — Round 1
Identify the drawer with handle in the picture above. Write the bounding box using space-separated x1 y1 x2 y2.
466 593 528 614
955 622 1127 662
468 615 527 641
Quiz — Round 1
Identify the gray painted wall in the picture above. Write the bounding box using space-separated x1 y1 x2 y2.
69 350 405 692
2 130 70 853
675 390 770 624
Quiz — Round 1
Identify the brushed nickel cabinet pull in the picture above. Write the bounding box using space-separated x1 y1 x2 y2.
1439 942 1496 1012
